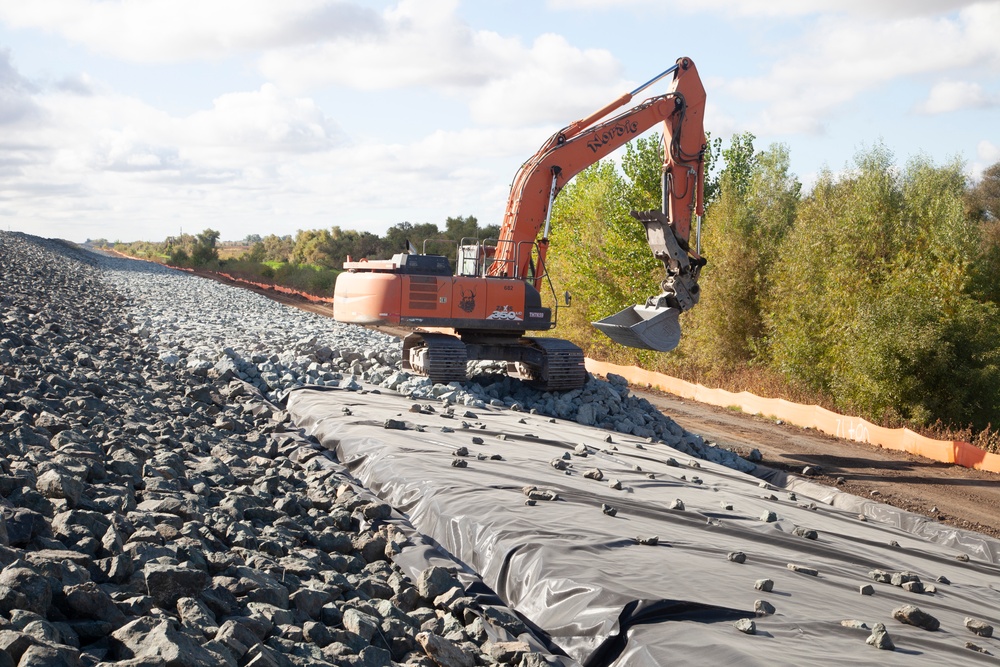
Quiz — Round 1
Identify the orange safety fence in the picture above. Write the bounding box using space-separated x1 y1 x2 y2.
585 358 1000 475
213 272 334 304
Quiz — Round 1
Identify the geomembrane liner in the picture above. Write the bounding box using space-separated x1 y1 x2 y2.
288 387 1000 666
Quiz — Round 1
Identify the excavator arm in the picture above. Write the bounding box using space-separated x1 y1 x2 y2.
487 57 707 352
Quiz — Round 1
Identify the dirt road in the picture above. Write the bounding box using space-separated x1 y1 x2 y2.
185 267 1000 539
636 389 1000 538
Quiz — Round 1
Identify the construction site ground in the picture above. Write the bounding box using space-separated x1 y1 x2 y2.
639 391 1000 539
190 267 1000 540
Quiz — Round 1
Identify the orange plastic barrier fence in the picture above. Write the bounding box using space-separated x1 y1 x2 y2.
214 272 334 304
585 358 1000 475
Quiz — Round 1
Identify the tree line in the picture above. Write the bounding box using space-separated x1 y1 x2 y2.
548 132 1000 442
108 215 499 293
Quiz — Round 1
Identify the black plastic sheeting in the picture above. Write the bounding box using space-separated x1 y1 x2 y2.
288 387 1000 666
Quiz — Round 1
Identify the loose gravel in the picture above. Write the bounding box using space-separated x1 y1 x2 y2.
0 231 755 666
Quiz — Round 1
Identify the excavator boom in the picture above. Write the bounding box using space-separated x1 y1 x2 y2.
489 57 707 351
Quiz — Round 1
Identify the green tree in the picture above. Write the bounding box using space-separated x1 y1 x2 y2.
242 241 266 263
967 161 1000 221
444 215 480 242
383 221 440 256
262 234 294 262
292 229 335 266
768 147 1000 428
684 134 799 368
190 229 220 266
548 161 630 354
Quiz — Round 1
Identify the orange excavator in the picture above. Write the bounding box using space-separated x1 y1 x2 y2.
333 57 707 391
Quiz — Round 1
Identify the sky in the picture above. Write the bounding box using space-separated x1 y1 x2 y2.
0 0 997 244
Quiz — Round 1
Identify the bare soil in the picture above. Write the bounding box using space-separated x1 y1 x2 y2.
185 266 1000 540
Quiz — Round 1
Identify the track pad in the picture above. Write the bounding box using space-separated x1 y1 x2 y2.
592 305 681 351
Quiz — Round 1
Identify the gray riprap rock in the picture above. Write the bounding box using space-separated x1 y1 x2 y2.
522 486 559 502
487 640 530 663
892 605 940 631
786 564 818 576
859 584 875 596
35 470 84 507
243 605 292 642
754 579 773 592
144 563 208 608
728 552 747 564
868 569 891 584
303 620 334 647
0 566 51 616
417 566 463 601
216 619 259 659
4 508 48 547
760 510 777 523
112 617 217 666
965 617 994 637
754 600 775 617
16 642 80 667
668 499 685 511
734 618 756 635
792 526 818 540
890 571 919 587
866 623 895 650
291 588 334 620
62 581 126 625
416 631 475 667
583 468 604 481
177 596 218 638
343 608 380 642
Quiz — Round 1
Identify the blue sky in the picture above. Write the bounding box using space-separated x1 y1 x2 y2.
0 0 997 243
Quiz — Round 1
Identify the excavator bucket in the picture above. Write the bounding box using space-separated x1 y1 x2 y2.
592 304 682 352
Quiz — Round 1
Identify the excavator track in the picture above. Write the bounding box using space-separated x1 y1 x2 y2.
512 338 586 392
402 333 468 385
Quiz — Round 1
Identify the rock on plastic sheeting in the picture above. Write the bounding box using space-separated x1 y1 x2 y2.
287 387 1000 666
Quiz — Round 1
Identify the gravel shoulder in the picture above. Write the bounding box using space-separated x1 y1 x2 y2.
636 390 1000 539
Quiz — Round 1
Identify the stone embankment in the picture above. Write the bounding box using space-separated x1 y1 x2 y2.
0 232 751 666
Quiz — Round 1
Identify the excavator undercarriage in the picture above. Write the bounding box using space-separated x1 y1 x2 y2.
402 332 586 391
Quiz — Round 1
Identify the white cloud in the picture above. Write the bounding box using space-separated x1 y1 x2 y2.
0 48 43 126
258 0 515 91
0 0 381 62
917 80 999 114
0 48 550 241
719 2 1000 136
979 140 1000 163
547 0 980 18
258 0 627 128
971 139 1000 179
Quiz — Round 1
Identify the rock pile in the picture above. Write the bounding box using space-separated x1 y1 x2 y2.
0 233 558 666
97 249 751 474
